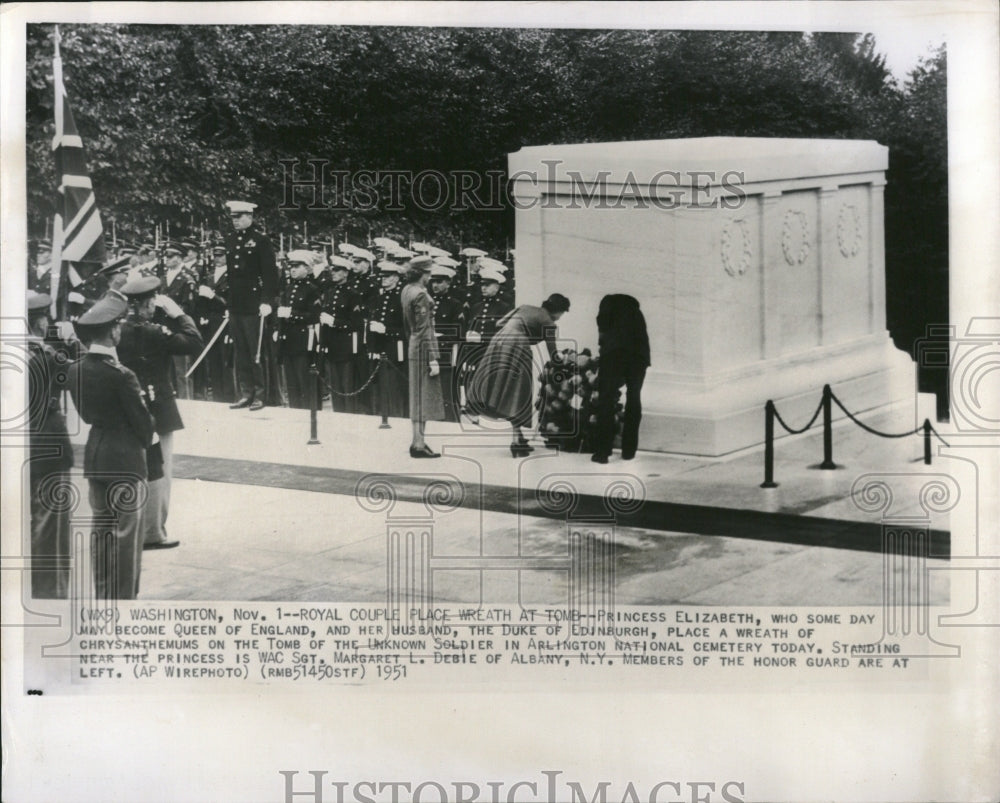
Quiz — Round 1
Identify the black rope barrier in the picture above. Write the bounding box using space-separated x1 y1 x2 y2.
829 389 921 439
771 395 825 435
761 383 948 489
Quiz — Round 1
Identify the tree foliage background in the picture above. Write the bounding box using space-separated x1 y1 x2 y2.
25 25 947 400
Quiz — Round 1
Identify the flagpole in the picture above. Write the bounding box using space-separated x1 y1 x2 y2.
49 25 63 320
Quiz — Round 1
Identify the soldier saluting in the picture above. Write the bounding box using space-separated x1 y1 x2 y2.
224 199 278 411
117 274 204 549
68 294 155 599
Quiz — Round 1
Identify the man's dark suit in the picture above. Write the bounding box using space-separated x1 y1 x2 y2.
593 294 651 460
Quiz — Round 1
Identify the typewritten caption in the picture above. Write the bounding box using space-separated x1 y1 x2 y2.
57 604 926 688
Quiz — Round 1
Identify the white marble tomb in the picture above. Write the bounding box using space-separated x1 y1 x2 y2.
509 137 915 455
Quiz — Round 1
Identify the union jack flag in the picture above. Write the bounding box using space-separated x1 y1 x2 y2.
49 26 105 317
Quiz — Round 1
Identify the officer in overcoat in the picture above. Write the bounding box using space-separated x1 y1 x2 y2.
224 200 279 411
117 275 203 549
68 295 155 599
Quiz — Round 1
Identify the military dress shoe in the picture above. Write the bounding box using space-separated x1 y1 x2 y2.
143 540 180 550
248 400 265 411
591 452 609 464
621 449 636 460
229 397 252 409
409 444 440 458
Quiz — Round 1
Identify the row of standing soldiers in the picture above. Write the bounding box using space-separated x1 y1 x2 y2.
144 236 516 421
272 249 514 421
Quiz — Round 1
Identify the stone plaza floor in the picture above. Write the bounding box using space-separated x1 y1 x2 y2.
56 398 951 606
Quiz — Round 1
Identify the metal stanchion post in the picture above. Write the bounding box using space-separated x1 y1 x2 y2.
761 400 778 488
820 384 837 469
923 418 932 465
308 327 320 445
378 356 390 429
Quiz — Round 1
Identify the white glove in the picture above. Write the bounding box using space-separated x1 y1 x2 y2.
369 320 386 334
198 284 215 299
67 291 85 304
277 306 292 319
55 321 76 341
155 294 184 318
151 431 160 445
466 330 482 343
428 360 440 377
259 303 272 317
319 312 335 327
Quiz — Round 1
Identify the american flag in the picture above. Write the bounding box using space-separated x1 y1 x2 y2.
49 26 105 318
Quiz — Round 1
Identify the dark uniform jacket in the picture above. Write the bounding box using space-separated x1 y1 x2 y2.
430 291 465 367
118 314 204 434
193 268 230 328
468 296 513 342
278 278 320 358
165 264 198 315
27 337 74 485
68 353 155 480
347 272 378 299
320 281 363 362
225 227 279 315
450 271 482 310
364 285 407 364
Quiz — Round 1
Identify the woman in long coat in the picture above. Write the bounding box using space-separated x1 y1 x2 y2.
401 256 445 458
468 293 570 456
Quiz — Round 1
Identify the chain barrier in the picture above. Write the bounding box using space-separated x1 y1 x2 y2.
772 396 824 435
828 390 921 439
761 383 949 489
313 354 383 398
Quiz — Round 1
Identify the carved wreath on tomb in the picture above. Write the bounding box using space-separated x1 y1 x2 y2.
781 210 810 265
837 203 862 258
720 218 751 277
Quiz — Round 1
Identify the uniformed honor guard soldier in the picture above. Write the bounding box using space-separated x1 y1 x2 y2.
26 291 76 598
458 267 512 422
68 294 155 599
319 256 364 413
345 252 378 413
366 260 409 419
192 242 235 403
162 240 199 399
454 247 487 309
117 275 204 549
224 200 279 411
277 250 321 409
428 263 465 422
